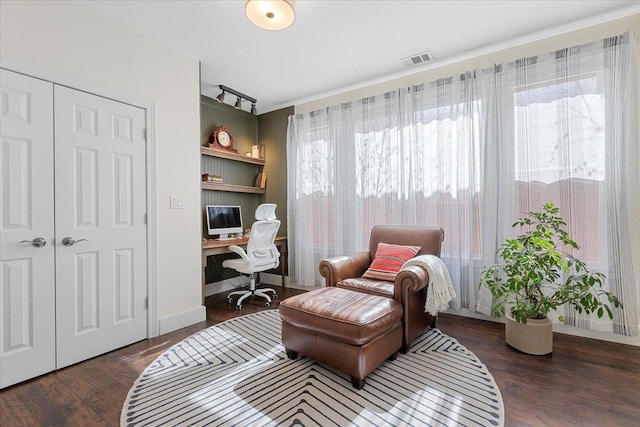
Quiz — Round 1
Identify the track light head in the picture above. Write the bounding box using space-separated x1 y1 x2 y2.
234 97 242 109
250 104 257 115
216 90 225 103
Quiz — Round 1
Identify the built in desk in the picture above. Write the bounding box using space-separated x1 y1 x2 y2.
201 236 288 296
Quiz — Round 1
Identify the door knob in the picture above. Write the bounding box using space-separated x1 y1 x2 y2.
19 237 47 247
62 237 88 246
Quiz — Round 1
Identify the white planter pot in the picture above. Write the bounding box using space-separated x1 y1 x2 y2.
505 313 553 355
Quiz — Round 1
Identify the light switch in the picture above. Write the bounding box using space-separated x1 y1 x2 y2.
170 196 184 209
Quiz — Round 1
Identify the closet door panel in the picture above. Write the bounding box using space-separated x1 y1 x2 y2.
0 69 55 388
54 85 147 369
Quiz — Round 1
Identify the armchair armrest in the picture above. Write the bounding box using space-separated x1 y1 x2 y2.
395 265 429 300
319 251 370 287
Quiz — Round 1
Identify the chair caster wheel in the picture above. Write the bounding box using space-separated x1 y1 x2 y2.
265 302 271 307
273 294 278 300
236 304 242 310
227 297 233 304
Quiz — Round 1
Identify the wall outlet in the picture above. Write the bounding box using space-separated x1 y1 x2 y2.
170 196 184 209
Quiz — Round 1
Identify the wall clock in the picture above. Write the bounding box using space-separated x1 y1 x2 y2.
209 125 237 152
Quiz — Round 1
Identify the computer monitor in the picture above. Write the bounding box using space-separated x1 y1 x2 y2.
205 205 243 240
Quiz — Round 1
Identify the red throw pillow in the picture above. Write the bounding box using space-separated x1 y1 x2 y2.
362 242 420 282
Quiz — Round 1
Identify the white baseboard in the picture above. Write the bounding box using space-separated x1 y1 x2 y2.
158 305 206 335
260 273 310 290
260 272 286 286
203 279 640 346
443 307 640 347
551 321 640 346
204 274 298 297
204 276 247 297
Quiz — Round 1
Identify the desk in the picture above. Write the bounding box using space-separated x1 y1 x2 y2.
202 236 288 290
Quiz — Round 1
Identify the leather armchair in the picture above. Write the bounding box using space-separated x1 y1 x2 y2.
319 225 444 352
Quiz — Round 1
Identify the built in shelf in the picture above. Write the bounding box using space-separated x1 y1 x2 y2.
201 182 266 194
201 146 265 166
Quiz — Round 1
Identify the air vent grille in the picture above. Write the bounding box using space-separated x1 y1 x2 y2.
401 51 434 67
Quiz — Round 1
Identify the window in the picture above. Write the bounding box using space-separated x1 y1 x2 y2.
514 74 605 263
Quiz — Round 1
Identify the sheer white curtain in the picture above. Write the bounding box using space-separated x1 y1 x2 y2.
286 94 410 288
287 33 638 335
499 34 638 334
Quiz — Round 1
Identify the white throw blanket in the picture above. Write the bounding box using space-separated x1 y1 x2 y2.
403 255 456 316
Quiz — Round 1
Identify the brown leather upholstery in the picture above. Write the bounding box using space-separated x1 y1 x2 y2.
319 225 444 352
336 277 394 298
279 287 403 389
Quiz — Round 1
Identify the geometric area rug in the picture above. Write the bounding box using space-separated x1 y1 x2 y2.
122 310 504 426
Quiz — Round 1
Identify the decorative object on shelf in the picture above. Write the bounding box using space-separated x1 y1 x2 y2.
259 144 265 160
200 147 266 194
202 173 223 184
255 172 267 189
214 84 257 115
479 202 621 355
245 0 296 31
209 125 236 153
251 144 260 158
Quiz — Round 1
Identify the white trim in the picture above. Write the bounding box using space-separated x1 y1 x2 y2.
261 273 308 290
0 53 159 338
549 322 640 346
285 5 640 113
158 305 206 336
204 273 300 297
444 308 640 347
0 54 154 109
145 104 158 337
204 276 247 298
260 272 290 287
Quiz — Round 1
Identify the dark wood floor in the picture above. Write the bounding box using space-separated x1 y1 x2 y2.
2 287 639 426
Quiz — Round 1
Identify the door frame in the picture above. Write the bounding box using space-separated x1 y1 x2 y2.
1 54 159 337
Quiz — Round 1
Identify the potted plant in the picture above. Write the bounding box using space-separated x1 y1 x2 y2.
480 203 621 355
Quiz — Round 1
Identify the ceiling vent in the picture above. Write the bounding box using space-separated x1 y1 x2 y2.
401 51 434 68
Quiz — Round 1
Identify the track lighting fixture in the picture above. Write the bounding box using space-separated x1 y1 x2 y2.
215 84 257 115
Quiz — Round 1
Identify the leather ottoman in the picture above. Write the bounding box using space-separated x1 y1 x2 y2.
279 287 403 389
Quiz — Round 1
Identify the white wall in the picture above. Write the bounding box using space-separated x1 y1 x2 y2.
0 2 203 332
296 13 640 346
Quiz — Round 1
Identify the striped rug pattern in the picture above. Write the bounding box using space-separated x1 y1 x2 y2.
122 311 503 426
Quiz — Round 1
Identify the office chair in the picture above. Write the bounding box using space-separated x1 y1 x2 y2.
224 204 280 309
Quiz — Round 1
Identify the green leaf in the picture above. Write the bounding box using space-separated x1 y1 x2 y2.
478 202 622 322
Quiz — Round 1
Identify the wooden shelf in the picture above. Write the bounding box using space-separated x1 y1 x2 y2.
201 146 265 166
201 182 266 194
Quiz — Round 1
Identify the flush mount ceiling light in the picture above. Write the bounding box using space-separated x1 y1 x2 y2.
245 0 295 31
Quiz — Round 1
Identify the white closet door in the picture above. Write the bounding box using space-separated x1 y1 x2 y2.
54 86 147 368
0 69 55 388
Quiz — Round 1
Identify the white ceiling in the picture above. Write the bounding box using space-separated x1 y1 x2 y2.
83 1 639 113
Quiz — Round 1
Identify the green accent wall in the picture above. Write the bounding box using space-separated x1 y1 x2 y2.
258 106 294 238
201 96 292 283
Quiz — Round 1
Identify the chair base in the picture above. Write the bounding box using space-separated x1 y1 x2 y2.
226 273 277 310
